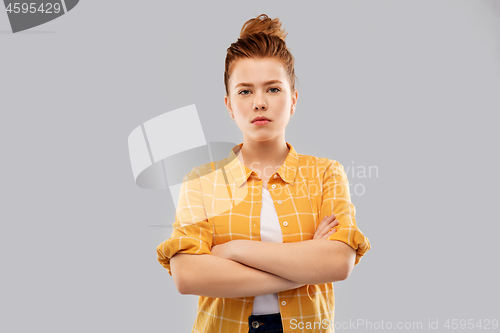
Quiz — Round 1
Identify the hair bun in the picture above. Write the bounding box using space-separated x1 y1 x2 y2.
240 14 287 41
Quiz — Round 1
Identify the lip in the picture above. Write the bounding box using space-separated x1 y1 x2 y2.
253 120 271 126
252 116 271 123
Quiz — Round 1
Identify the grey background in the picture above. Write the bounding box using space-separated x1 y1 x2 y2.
1 1 499 332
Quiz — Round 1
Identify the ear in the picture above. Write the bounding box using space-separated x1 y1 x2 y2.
224 95 233 117
291 89 298 109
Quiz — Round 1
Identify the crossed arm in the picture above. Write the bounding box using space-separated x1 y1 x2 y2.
170 214 356 298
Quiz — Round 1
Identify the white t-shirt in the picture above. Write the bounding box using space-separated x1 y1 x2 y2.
251 186 284 315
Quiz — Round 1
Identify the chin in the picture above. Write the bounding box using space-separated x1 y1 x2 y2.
249 134 278 142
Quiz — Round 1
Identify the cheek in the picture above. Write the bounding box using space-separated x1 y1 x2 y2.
233 98 252 111
273 95 290 108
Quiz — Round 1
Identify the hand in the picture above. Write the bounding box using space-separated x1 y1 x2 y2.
211 240 245 260
313 214 339 239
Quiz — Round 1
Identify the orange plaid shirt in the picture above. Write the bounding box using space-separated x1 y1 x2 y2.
157 141 371 332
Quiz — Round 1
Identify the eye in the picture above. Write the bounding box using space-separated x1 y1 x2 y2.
269 87 281 93
238 90 250 95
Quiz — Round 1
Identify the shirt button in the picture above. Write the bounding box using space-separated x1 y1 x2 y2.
271 184 276 189
274 174 278 179
281 301 287 306
277 200 282 204
283 221 288 227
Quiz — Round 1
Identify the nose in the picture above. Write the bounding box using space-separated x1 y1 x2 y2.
253 92 267 110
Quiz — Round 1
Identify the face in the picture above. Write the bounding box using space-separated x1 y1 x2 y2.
225 57 298 143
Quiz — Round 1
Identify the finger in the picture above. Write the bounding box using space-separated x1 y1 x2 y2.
321 214 336 222
315 215 337 238
316 223 337 239
314 222 331 239
321 228 336 239
316 219 333 236
329 219 339 226
319 220 338 235
318 214 336 230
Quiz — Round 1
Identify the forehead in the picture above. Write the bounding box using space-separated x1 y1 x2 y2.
230 58 287 87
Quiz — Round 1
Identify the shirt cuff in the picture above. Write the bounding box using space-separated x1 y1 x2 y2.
327 226 370 266
157 230 212 276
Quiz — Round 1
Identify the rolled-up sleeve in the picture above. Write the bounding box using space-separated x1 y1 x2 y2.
321 160 370 265
156 167 213 276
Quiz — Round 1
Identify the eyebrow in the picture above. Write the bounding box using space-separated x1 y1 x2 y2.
234 80 284 89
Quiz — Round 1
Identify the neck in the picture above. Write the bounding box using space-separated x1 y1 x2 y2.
237 136 290 171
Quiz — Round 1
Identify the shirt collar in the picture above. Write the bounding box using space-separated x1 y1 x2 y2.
225 141 300 187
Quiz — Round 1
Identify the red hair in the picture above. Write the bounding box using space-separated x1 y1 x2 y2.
224 14 298 96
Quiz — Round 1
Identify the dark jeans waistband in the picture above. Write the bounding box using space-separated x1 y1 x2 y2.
248 312 283 333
